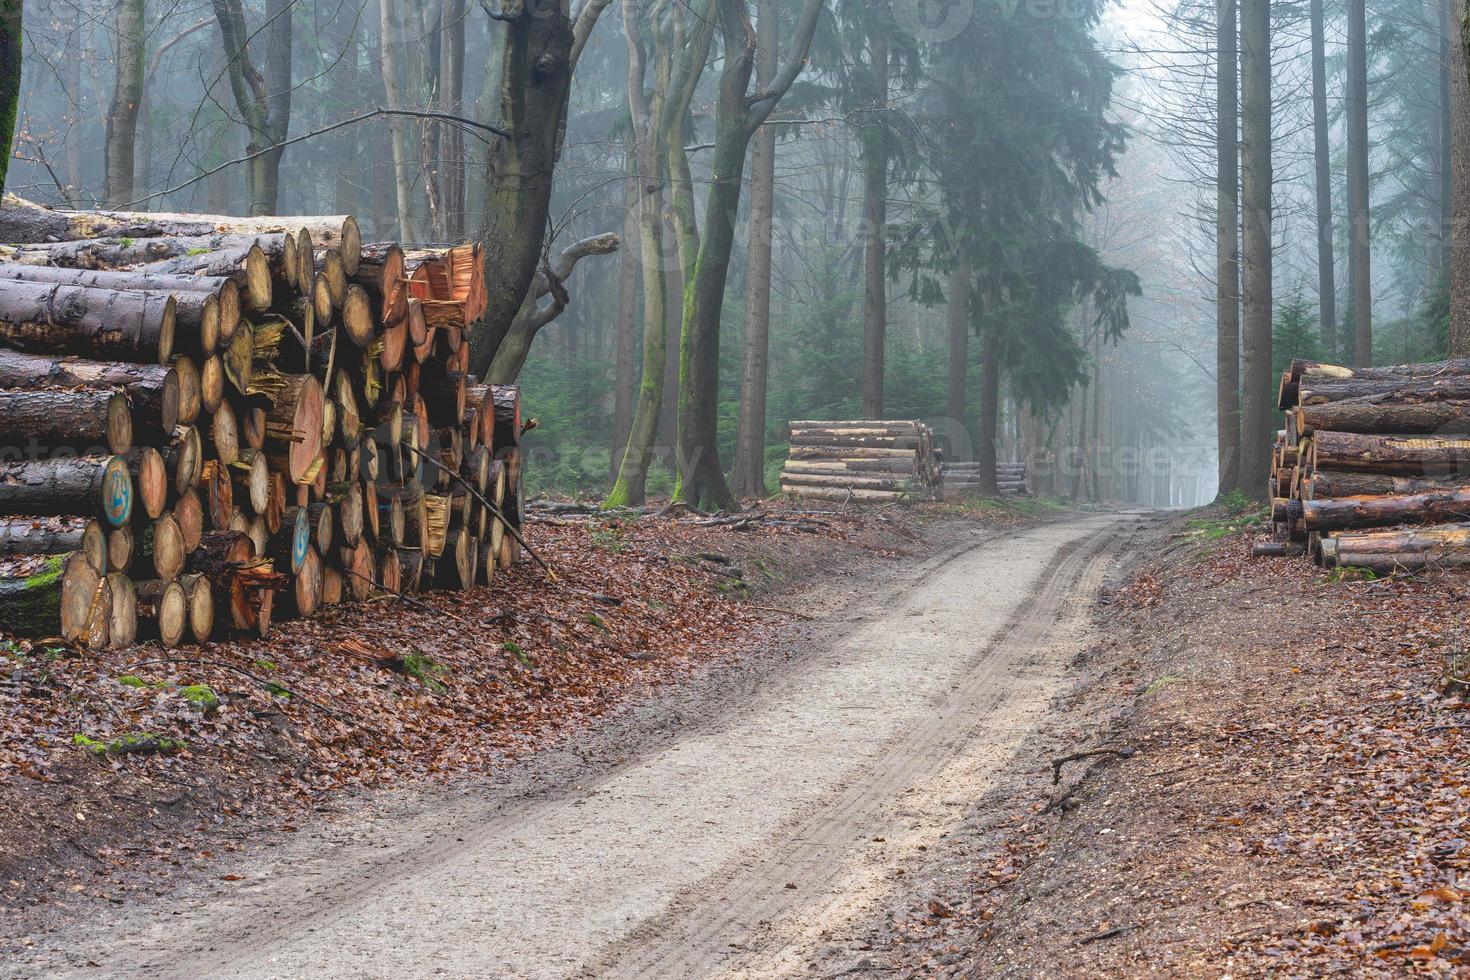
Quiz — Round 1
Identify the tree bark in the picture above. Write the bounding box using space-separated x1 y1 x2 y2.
1310 0 1337 354
1216 0 1242 497
673 0 824 510
1450 0 1470 352
1298 398 1470 434
379 0 421 241
210 0 292 215
0 0 19 196
611 147 641 484
0 517 105 572
470 0 615 373
1307 468 1470 498
104 0 145 207
977 325 1001 496
731 0 779 499
1240 0 1272 500
945 242 971 455
1346 0 1372 364
1312 430 1470 475
859 24 889 419
0 454 133 527
0 280 179 364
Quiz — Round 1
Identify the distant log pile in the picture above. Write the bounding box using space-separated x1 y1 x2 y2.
778 420 941 503
941 461 1028 497
0 201 524 648
1258 356 1470 572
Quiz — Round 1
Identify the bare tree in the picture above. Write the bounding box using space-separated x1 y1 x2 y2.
379 0 422 239
1309 0 1336 354
211 0 293 215
104 0 146 207
0 0 17 195
1240 0 1272 498
731 0 779 498
1346 0 1371 363
1216 0 1241 496
1449 0 1470 352
472 0 616 375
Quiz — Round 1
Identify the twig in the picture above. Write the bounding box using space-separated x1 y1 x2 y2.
1050 746 1134 785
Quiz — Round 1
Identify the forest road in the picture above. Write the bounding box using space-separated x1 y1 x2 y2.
16 511 1140 979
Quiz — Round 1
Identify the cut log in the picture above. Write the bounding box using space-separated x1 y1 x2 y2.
0 350 180 435
202 460 234 530
103 572 137 649
0 454 133 527
1251 540 1305 558
394 547 424 593
135 579 187 648
336 481 364 547
0 552 105 642
174 490 203 552
201 354 225 414
1297 399 1470 435
0 388 132 454
264 374 324 484
0 280 176 363
287 544 322 617
320 564 343 606
0 516 106 572
179 573 214 642
1310 431 1470 477
779 473 914 492
1288 356 1470 383
1303 487 1470 533
778 485 907 503
233 451 270 515
107 524 134 574
211 402 239 466
340 538 373 600
127 447 168 519
136 513 186 580
1305 469 1470 499
135 240 280 311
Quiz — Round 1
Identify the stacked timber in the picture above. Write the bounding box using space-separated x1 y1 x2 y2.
778 420 941 503
1260 356 1470 572
0 201 526 648
942 461 1028 497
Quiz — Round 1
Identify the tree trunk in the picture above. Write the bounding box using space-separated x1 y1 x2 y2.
1310 0 1337 355
859 27 889 419
1240 0 1272 500
1306 468 1470 498
1298 398 1470 434
0 0 19 196
1311 430 1470 474
673 0 822 510
611 148 641 485
945 243 971 454
0 552 105 643
1216 0 1242 497
0 280 179 364
1346 0 1372 364
977 326 1001 496
731 0 779 499
103 0 145 207
379 0 421 240
472 3 576 372
441 0 468 239
1450 0 1470 352
0 517 105 572
1303 486 1470 532
0 454 133 527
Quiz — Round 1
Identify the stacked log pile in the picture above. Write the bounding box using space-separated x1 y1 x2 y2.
941 461 1028 497
0 206 525 648
1262 356 1470 571
778 420 941 503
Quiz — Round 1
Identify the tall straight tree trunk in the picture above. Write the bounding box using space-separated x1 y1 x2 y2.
0 0 17 197
379 0 421 240
1346 0 1372 364
104 0 146 207
1436 0 1453 283
1240 0 1273 500
611 150 640 483
1449 0 1470 352
1216 0 1241 497
61 8 81 205
859 29 889 418
260 0 293 213
334 15 360 216
672 0 823 509
441 0 468 239
977 325 1000 496
606 0 713 506
1310 0 1337 354
731 0 779 499
945 243 971 456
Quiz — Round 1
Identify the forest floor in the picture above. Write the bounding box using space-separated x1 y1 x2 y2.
0 493 1057 961
869 502 1470 977
16 496 1462 978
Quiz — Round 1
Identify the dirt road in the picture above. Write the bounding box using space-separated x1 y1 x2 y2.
11 512 1137 979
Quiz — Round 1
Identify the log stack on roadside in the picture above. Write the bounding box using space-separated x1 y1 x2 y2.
1260 356 1470 571
778 419 941 503
941 460 1028 497
0 201 526 648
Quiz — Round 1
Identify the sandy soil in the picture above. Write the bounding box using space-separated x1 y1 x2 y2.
4 510 1143 979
